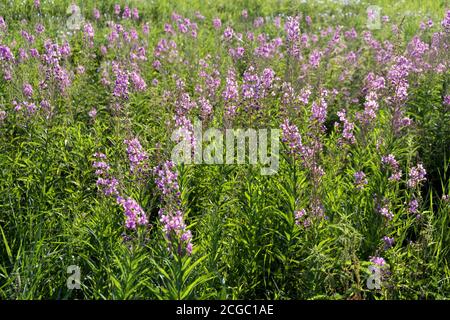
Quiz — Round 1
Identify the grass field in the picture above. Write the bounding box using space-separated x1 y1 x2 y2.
0 0 449 299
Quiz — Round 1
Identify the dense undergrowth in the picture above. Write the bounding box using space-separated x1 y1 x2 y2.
0 0 449 299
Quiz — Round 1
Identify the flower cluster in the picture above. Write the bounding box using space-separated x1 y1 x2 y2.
407 164 426 188
281 119 303 156
379 205 394 221
294 209 310 227
124 138 149 175
383 236 394 249
154 161 192 256
223 68 239 117
93 153 119 197
354 171 368 190
117 196 148 229
370 256 386 266
92 152 147 230
336 109 355 144
381 154 402 182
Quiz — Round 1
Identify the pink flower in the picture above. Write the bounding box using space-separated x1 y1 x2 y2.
212 17 222 29
370 256 386 266
88 108 97 118
407 164 426 188
93 8 100 20
23 83 33 98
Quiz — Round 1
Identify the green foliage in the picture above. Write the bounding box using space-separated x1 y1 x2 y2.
0 0 449 300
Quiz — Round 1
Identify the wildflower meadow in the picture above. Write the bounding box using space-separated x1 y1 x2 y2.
0 0 449 300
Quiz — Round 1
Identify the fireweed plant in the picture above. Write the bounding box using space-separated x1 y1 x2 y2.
0 0 449 300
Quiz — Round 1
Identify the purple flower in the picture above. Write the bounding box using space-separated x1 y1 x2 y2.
365 73 386 92
83 23 95 46
124 138 148 174
387 57 411 124
381 154 399 170
53 65 72 93
383 236 394 249
443 95 450 106
122 6 131 19
0 16 7 31
379 206 394 221
112 64 130 99
186 242 193 255
407 164 426 188
29 48 39 58
281 119 303 155
23 83 33 98
381 154 402 182
19 48 28 62
357 91 379 125
354 171 368 190
154 160 192 256
367 8 377 22
130 71 147 92
223 26 234 41
310 98 327 124
143 23 150 35
114 4 121 16
88 108 97 118
152 60 161 70
100 46 108 56
370 256 386 266
38 100 50 116
96 177 119 197
94 152 107 159
198 97 212 120
305 16 312 26
117 196 147 229
60 41 71 57
441 10 450 30
309 50 322 68
154 161 180 196
285 16 300 41
337 109 355 144
132 8 139 20
159 208 192 255
253 17 264 28
21 30 35 44
408 199 419 214
25 102 38 114
294 209 306 225
212 17 222 29
35 23 45 34
93 153 119 197
0 45 14 61
274 16 281 28
93 8 100 20
229 46 245 59
223 68 239 116
93 161 111 175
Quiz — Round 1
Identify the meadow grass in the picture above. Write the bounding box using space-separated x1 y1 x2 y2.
0 0 449 299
